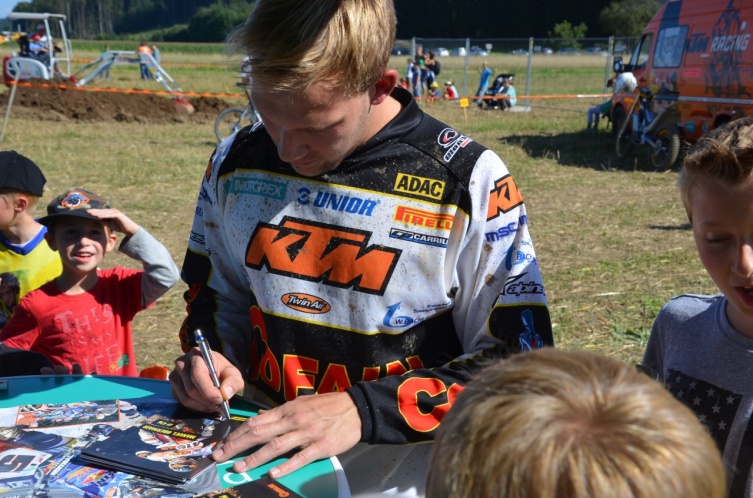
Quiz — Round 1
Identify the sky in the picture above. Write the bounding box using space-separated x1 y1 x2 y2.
0 0 20 19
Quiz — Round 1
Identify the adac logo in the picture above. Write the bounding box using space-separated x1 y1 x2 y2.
437 127 473 162
487 174 523 221
393 173 445 200
246 216 401 295
281 293 331 314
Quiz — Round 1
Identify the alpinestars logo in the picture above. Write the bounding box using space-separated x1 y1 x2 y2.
437 128 473 162
245 216 402 295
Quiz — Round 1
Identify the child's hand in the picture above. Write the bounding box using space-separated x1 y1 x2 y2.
40 363 84 375
86 208 140 237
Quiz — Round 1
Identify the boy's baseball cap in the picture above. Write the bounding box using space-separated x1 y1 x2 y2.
0 151 46 196
39 188 111 226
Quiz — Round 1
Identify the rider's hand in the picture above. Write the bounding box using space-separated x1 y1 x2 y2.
211 391 362 479
170 348 244 416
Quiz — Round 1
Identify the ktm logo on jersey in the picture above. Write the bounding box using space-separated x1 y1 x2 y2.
246 216 401 295
487 174 523 221
204 158 212 182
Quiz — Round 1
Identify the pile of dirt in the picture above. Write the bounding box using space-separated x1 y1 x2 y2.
0 80 234 124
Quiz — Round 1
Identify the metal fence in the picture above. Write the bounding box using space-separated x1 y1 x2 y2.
403 36 640 107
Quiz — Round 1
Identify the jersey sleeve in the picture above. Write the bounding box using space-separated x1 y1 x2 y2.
179 142 254 370
347 150 554 444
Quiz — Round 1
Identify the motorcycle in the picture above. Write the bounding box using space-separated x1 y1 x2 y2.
613 82 681 171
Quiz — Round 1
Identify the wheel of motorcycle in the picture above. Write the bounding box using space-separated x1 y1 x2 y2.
650 124 680 171
613 106 634 158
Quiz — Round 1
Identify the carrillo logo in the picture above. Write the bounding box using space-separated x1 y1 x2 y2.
281 293 331 314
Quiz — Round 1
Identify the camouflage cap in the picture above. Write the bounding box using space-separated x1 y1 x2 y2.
39 188 111 226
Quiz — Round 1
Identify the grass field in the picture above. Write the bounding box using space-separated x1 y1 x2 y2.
0 45 716 371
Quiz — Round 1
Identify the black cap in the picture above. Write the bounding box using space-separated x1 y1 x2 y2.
39 188 111 226
0 151 46 196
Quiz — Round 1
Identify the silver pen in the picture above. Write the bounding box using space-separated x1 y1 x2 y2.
193 329 232 420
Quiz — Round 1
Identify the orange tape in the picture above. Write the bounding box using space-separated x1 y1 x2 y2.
71 58 228 68
8 80 245 99
8 80 609 102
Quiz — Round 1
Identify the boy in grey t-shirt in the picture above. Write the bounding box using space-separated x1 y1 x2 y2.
643 117 753 497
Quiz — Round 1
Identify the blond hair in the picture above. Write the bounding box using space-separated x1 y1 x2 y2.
0 189 40 211
679 116 753 222
227 0 396 96
426 348 726 498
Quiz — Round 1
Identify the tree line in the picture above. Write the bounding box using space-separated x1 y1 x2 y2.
10 0 663 41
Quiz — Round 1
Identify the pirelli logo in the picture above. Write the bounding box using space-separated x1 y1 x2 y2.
394 205 453 231
394 173 445 200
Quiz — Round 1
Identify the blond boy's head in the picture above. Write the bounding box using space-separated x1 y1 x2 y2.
679 116 753 223
227 0 396 96
427 348 726 498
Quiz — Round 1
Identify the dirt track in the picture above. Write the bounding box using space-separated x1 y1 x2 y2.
0 81 230 124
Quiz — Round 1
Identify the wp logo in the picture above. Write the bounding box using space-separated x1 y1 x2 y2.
245 217 401 295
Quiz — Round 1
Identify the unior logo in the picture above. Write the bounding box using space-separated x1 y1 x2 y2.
393 173 446 200
281 293 331 314
246 216 401 295
297 188 378 216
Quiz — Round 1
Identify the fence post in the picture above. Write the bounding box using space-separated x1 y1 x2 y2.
462 37 470 98
605 35 614 93
525 37 533 109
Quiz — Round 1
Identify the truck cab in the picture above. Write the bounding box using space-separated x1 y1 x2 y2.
611 0 753 143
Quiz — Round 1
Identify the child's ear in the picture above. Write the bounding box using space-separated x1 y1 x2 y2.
105 231 118 253
14 195 29 213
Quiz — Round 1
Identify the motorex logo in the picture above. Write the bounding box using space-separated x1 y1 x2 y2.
226 177 287 200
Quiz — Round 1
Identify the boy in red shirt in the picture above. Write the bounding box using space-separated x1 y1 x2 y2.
0 188 179 375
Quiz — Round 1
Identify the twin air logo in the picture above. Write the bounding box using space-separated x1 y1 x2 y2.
394 206 453 231
297 188 378 216
281 293 331 314
389 228 448 248
487 175 523 221
245 216 401 295
437 127 473 162
226 177 286 200
393 173 445 201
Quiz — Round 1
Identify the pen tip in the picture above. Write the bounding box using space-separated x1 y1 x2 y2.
193 329 203 340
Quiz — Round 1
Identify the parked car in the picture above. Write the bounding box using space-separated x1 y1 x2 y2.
469 46 489 56
391 46 406 55
453 47 466 56
558 47 580 54
585 46 606 55
510 49 528 55
434 47 450 57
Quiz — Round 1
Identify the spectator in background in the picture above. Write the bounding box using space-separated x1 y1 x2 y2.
443 79 458 100
98 45 111 81
500 77 517 110
424 50 438 88
151 44 161 65
137 42 152 80
427 348 726 498
474 61 493 108
585 71 620 132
